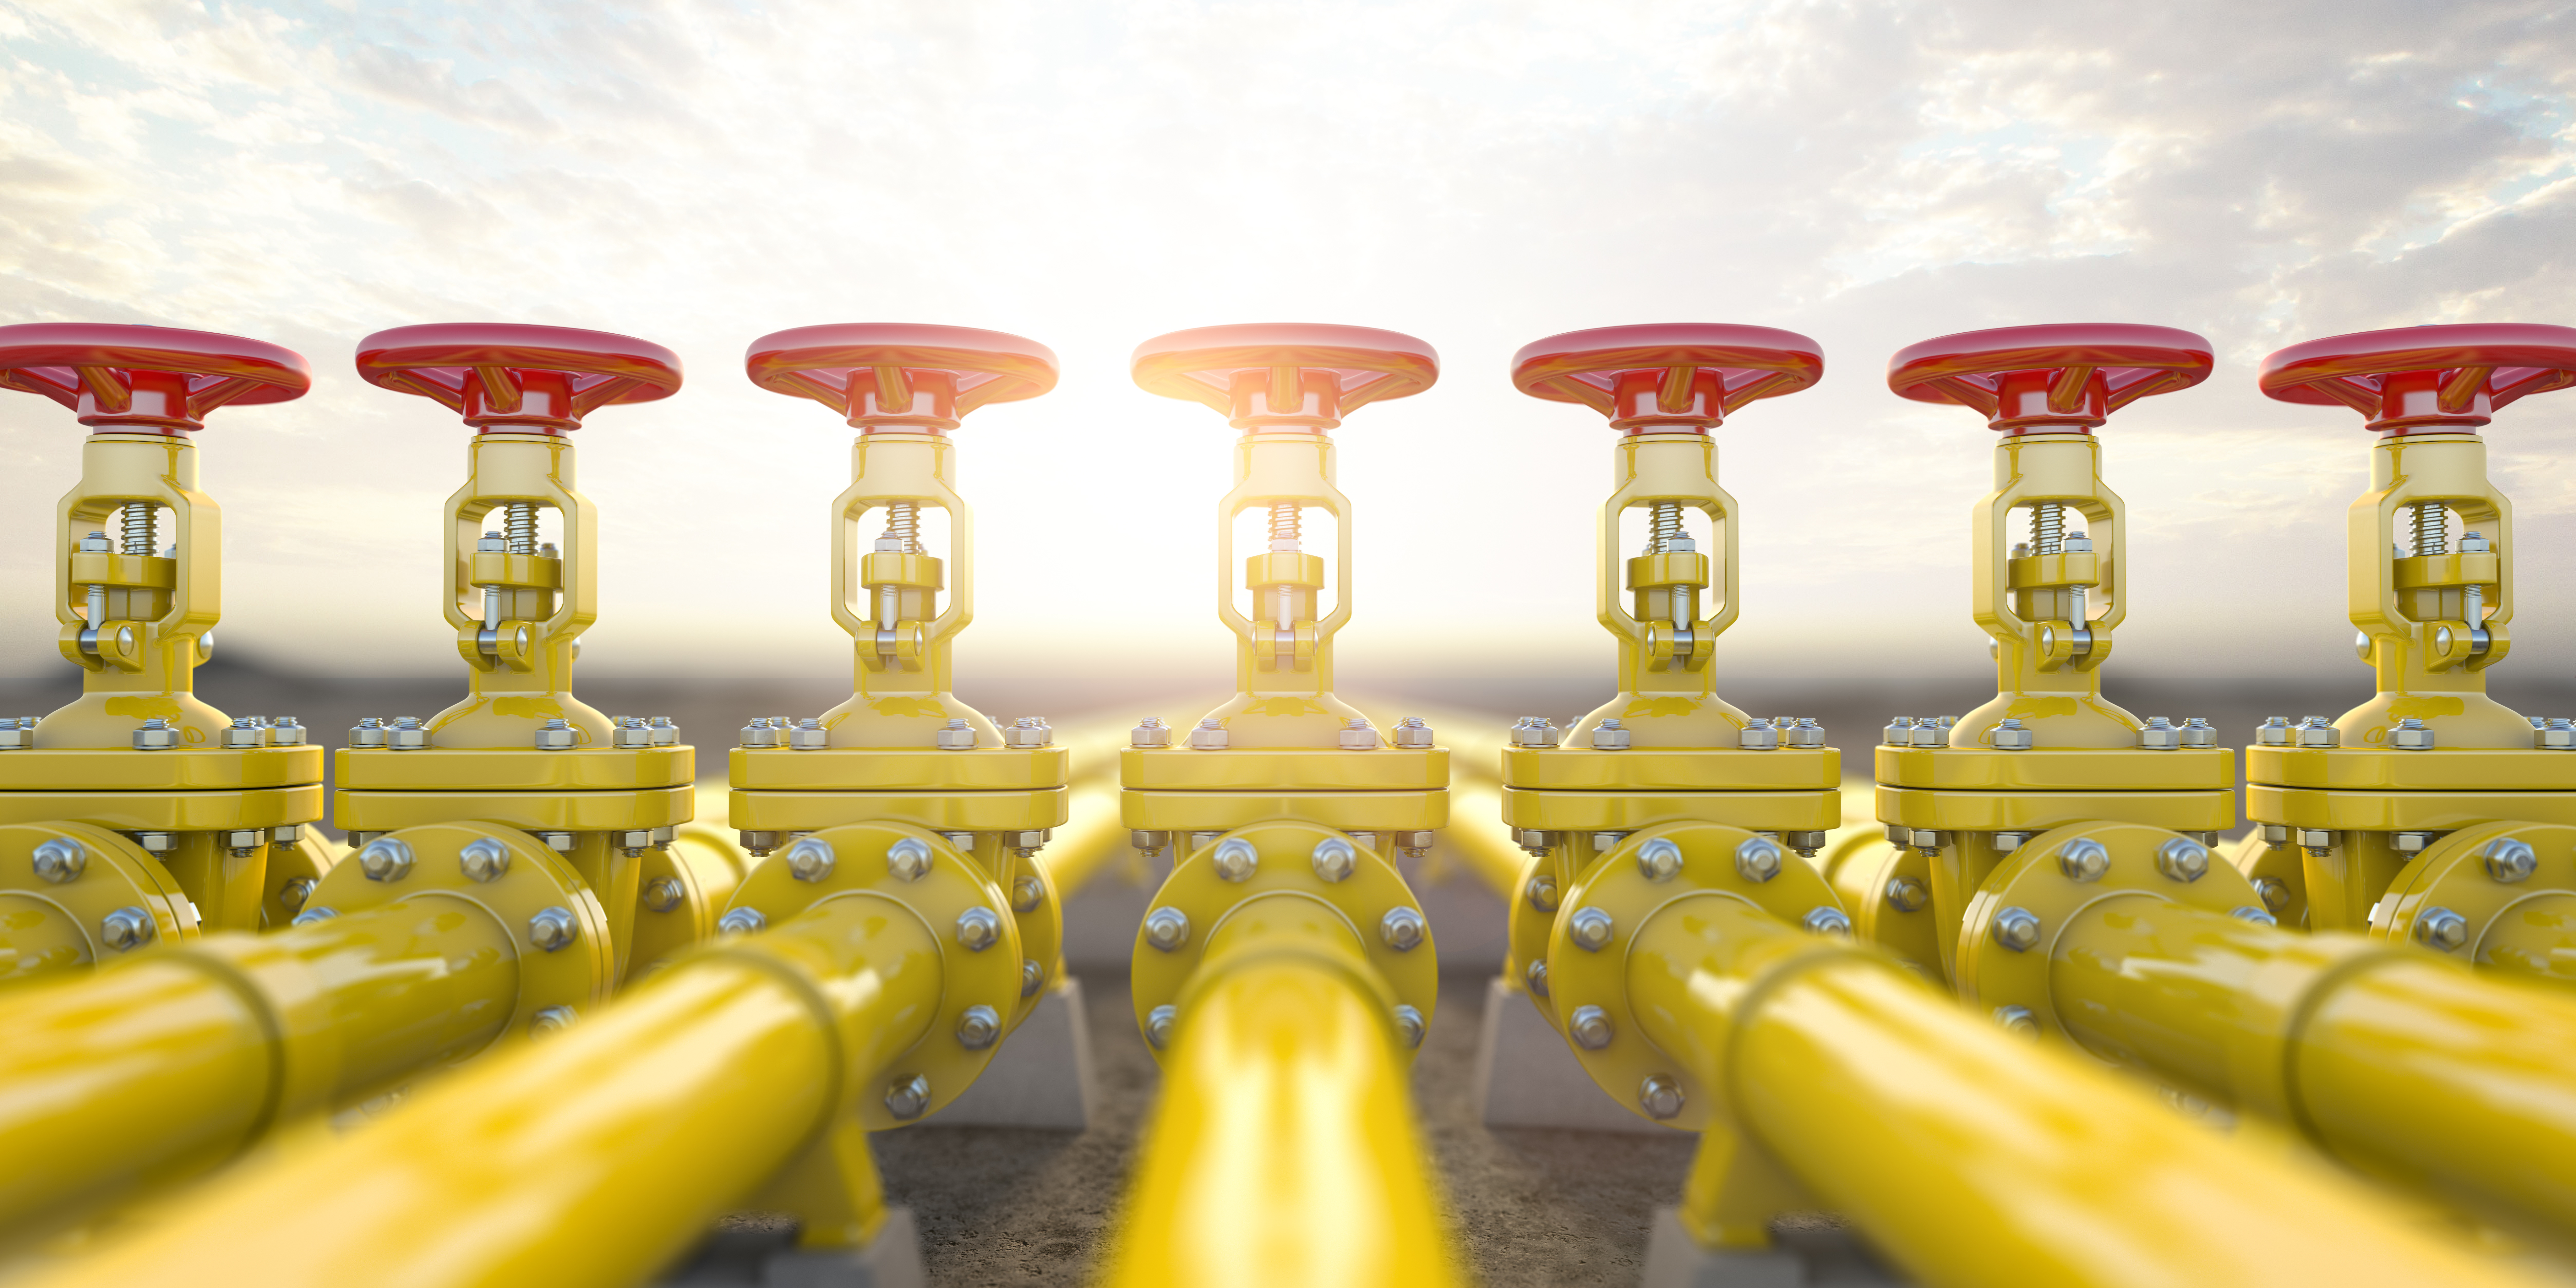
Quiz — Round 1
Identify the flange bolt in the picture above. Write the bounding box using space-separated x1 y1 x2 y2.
1591 719 1631 750
2139 717 2181 750
1884 876 1928 912
1569 1004 1613 1050
99 906 155 951
1993 906 2042 952
1131 717 1171 748
1635 838 1682 882
2392 717 2436 751
885 1074 932 1120
531 1006 577 1035
2155 837 2209 883
1738 718 1780 751
459 838 510 883
1525 958 1549 998
1312 836 1357 883
132 718 180 751
1638 1074 1685 1120
935 718 976 750
2295 717 2341 748
1392 1004 1427 1049
719 907 765 935
31 837 85 884
359 836 415 883
2256 717 2294 746
1380 906 1427 951
956 1004 1001 1051
955 906 1001 951
1021 959 1043 997
2057 838 2109 883
2179 718 2217 749
1188 718 1228 750
1734 836 1783 883
787 718 828 751
1012 875 1045 912
785 836 836 883
1569 906 1615 952
1211 837 1259 882
1393 716 1435 749
1803 907 1852 937
641 877 683 912
1145 1005 1177 1050
2415 906 2470 952
2252 876 2292 913
1510 717 1562 748
1144 907 1190 952
1992 718 2033 750
2484 838 2537 883
1994 1005 2039 1037
886 837 933 881
1338 717 1379 750
527 906 578 952
532 718 576 750
1524 872 1560 911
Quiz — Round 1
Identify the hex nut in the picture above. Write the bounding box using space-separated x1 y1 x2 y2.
2414 906 2470 952
935 718 977 750
1212 837 1260 883
99 906 155 952
1302 835 1355 883
1638 1074 1685 1120
1524 872 1559 912
1130 717 1172 748
2230 906 2278 926
350 718 389 749
1992 718 2034 750
1993 1005 2039 1037
1590 719 1631 750
1337 718 1379 750
1392 1004 1427 1049
1569 1004 1614 1050
2482 838 2537 883
2256 717 2294 746
131 718 180 751
787 718 828 751
533 718 576 751
955 906 1001 952
1131 829 1172 855
2392 718 2436 751
614 717 655 749
784 836 837 883
30 837 85 884
1380 906 1427 952
740 719 783 749
1635 837 1683 882
2252 876 2292 913
885 1074 932 1120
2295 717 2341 748
530 1006 577 1035
1525 958 1550 998
459 838 511 883
1144 906 1190 952
534 831 575 853
1992 906 2042 952
1883 876 1928 912
1738 718 1780 751
1004 717 1054 748
2056 838 2110 883
2539 719 2576 751
1188 718 1228 750
886 837 933 882
1907 720 1945 749
292 906 338 926
1802 907 1853 937
1021 958 1043 997
219 717 265 749
1145 1005 1177 1050
1783 718 1827 749
2154 837 2209 883
278 877 315 912
1734 836 1783 883
739 830 782 855
2179 718 2218 749
359 836 416 883
1393 717 1435 749
527 906 578 952
641 876 684 913
1568 906 1615 952
2138 717 2181 750
1011 875 1045 913
1509 717 1562 748
956 1004 1001 1051
718 907 766 935
648 717 678 745
1884 716 1914 746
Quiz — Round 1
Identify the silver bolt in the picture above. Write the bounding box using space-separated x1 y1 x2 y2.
358 836 416 883
1338 716 1380 750
719 907 766 935
1734 835 1783 883
1635 837 1683 882
2231 906 2278 926
2482 838 2537 883
1392 716 1435 749
1994 1005 2039 1037
1011 875 1045 913
641 876 684 912
533 831 575 852
1992 718 2034 751
2179 717 2218 749
31 837 85 884
1569 906 1615 952
1738 718 1780 751
1144 906 1190 952
1145 1005 1177 1050
1883 876 1928 912
527 906 578 952
533 718 576 751
1211 837 1260 882
956 1004 1001 1050
1131 717 1172 748
2392 717 2436 751
955 906 1001 951
1392 1004 1427 1048
884 1074 932 1120
1523 873 1560 914
1525 958 1549 998
886 837 933 881
131 718 180 751
133 831 175 854
1992 906 2042 952
787 717 829 751
1188 717 1228 750
2295 717 2341 749
1380 906 1427 951
2139 716 2181 750
530 1006 577 1034
1992 831 2032 854
1569 1004 1614 1050
1021 958 1043 997
740 718 782 749
459 838 510 883
1310 835 1358 882
278 876 315 912
2056 838 2110 883
2154 837 2209 883
935 718 977 750
1802 907 1852 937
292 906 338 925
1591 718 1631 750
1638 1074 1685 1120
648 717 678 745
1509 716 1562 748
2414 906 2470 951
2252 876 2292 913
784 836 836 883
99 906 155 951
2256 716 2294 746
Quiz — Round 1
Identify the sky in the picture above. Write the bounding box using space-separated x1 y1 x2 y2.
3 0 2576 693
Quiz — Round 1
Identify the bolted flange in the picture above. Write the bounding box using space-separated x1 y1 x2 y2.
2371 820 2576 971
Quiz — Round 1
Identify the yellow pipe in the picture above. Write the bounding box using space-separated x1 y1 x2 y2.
22 894 940 1288
1039 777 1129 895
1105 955 1457 1288
1439 778 1526 901
1628 893 2535 1288
0 894 514 1233
2480 890 2576 986
2052 895 2576 1232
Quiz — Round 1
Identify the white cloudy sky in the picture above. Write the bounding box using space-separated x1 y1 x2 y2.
4 0 2576 691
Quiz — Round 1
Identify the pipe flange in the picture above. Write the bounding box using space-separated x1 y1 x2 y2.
259 832 342 931
0 821 196 975
303 822 613 1048
1957 821 2264 1040
726 821 1021 1129
1002 847 1063 1029
625 827 753 982
1505 850 1558 1024
2379 820 2576 964
1544 822 1849 1131
1129 820 1438 1064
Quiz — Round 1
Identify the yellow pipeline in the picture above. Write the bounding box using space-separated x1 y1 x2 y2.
2051 895 2576 1231
1106 955 1455 1287
1628 894 2535 1287
22 894 939 1288
0 896 512 1233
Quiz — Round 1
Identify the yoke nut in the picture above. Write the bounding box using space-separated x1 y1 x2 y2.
1802 907 1852 937
458 838 510 883
2392 717 2436 750
1211 838 1259 883
1312 836 1358 883
2155 837 2209 883
2483 838 2538 884
533 718 576 750
1393 716 1434 748
886 837 933 881
2056 838 2110 883
1883 876 1928 912
956 1004 1001 1051
1143 907 1190 952
131 718 180 751
885 1074 932 1120
527 906 578 952
1131 717 1171 748
955 906 1001 951
359 836 415 883
1569 1004 1614 1050
1568 906 1615 952
1392 1004 1427 1049
1992 906 2042 952
1379 906 1427 952
31 837 85 884
100 906 155 952
1734 836 1783 883
1638 1074 1685 1121
1338 717 1379 750
1636 838 1683 882
2414 906 2470 952
785 836 836 883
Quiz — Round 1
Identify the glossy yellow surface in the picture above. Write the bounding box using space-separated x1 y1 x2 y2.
1104 958 1458 1288
1501 746 1836 791
1875 744 2231 790
1122 746 1445 791
1500 786 1838 832
335 745 693 791
1119 788 1445 832
1625 894 2535 1287
23 895 941 1288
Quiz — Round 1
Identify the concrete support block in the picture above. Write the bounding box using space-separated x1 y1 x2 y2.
925 977 1094 1131
1471 974 1669 1135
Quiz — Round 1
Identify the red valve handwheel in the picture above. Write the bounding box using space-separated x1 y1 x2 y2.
1131 323 1438 430
1888 323 2212 432
745 324 1058 429
1512 323 1823 432
355 323 682 433
2259 323 2576 434
0 323 311 433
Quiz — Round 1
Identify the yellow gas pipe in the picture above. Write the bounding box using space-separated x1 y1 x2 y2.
18 890 947 1288
1628 893 2538 1287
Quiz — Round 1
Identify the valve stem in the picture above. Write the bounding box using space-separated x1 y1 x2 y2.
1268 502 1300 553
504 502 537 555
2413 502 2448 557
120 502 157 557
2032 502 2064 555
881 501 920 554
1644 501 1684 555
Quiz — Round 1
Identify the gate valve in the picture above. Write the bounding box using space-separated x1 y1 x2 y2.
1132 324 1436 696
1889 325 2210 714
1513 324 1822 685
